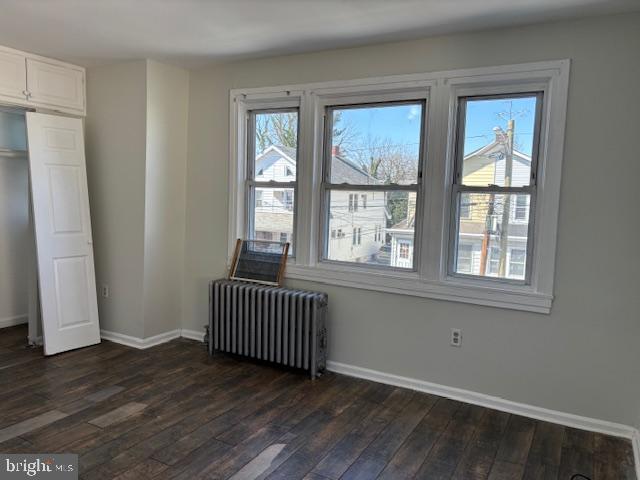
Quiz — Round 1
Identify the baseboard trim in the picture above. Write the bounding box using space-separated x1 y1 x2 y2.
0 314 27 329
100 329 181 349
326 360 640 443
180 329 206 342
633 430 640 479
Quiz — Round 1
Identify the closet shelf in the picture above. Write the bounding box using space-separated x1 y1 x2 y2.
0 148 28 158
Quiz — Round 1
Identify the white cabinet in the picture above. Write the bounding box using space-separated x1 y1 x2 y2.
26 59 84 112
0 45 85 116
0 50 27 102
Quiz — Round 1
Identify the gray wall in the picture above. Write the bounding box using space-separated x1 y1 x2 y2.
181 13 640 427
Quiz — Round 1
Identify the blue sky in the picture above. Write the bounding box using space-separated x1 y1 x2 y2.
335 95 538 160
335 103 422 158
463 96 537 156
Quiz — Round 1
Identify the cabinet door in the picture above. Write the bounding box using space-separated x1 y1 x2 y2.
0 50 27 101
26 59 84 112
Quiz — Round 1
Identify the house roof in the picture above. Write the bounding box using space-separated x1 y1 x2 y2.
255 145 297 172
256 144 375 183
463 137 531 164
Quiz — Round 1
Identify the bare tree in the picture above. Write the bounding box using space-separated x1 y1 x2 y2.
353 136 418 185
255 111 357 153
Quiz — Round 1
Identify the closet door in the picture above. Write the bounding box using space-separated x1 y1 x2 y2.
0 50 27 102
27 112 100 355
26 59 85 112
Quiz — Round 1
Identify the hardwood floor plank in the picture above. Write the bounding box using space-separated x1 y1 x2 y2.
414 403 486 479
377 397 455 480
0 410 68 443
84 385 126 402
495 415 536 465
488 460 525 480
340 392 434 480
522 421 564 480
309 402 398 479
88 402 148 428
451 409 511 480
263 397 375 479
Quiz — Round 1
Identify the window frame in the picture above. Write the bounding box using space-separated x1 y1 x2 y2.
320 97 427 272
229 60 570 313
244 105 300 255
448 91 544 286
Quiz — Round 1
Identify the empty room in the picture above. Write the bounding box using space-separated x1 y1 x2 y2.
0 1 638 479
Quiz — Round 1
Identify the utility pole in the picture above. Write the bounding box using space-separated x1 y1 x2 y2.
478 192 494 276
498 119 515 277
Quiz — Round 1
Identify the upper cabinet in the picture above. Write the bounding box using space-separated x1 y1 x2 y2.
26 59 84 112
0 45 85 116
0 50 27 102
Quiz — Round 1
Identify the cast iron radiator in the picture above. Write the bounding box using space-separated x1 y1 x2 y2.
209 279 328 378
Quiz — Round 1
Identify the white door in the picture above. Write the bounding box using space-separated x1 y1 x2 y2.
26 59 85 112
26 112 100 355
0 50 26 101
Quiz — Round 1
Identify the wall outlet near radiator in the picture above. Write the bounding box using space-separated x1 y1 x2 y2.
450 328 462 347
100 284 110 298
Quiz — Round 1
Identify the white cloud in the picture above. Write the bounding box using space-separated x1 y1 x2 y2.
407 106 420 121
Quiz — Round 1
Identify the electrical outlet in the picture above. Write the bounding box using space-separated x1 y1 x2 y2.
101 284 110 298
450 328 462 347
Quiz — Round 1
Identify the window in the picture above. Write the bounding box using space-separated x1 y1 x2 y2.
348 193 358 212
323 101 424 268
456 243 473 273
451 93 542 283
513 194 529 222
509 248 526 278
374 225 383 242
246 108 298 254
488 246 501 275
231 61 569 312
459 195 472 219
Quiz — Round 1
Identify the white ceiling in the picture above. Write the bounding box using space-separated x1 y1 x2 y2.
0 0 638 68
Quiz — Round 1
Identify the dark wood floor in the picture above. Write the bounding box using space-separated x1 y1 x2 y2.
0 325 635 480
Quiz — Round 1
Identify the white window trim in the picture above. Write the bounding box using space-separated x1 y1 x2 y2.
228 60 570 314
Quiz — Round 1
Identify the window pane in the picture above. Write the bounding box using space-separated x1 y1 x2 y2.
253 110 297 179
326 189 416 269
251 187 294 248
329 103 423 185
454 192 530 280
460 95 539 187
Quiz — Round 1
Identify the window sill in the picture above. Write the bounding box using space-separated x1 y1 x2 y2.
285 264 552 314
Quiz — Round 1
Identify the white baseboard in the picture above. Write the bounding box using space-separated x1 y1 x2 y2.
633 430 640 479
100 329 181 349
326 360 640 444
0 314 27 329
180 328 206 342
